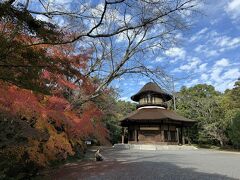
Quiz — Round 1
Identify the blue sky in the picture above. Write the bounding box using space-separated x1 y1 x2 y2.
26 0 240 100
115 0 240 101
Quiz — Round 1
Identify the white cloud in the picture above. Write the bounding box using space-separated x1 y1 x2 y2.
165 47 186 59
114 84 120 88
210 18 220 25
206 61 239 91
214 36 240 50
222 68 240 80
194 45 204 52
179 64 191 71
155 57 164 62
210 67 223 82
186 79 199 87
115 33 126 43
147 65 153 69
116 29 144 43
36 15 49 22
193 31 239 57
200 59 239 92
194 45 219 57
174 57 201 72
170 59 178 64
190 27 208 42
52 17 66 27
206 50 219 57
175 33 184 40
214 58 229 67
199 63 208 72
172 68 181 73
201 73 209 81
46 0 73 12
197 27 208 35
189 35 198 42
214 79 236 92
119 96 131 101
211 62 229 81
225 0 240 20
139 81 146 86
52 0 73 4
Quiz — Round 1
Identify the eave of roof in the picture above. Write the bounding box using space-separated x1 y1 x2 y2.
121 107 195 125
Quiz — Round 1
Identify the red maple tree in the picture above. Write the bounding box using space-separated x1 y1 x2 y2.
0 19 109 177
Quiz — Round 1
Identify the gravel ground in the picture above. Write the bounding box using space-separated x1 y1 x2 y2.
46 147 240 180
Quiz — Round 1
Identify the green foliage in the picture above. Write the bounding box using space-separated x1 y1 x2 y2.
108 100 135 144
177 80 240 147
93 90 136 144
95 92 136 144
177 84 226 146
116 100 136 118
103 116 122 144
229 112 240 148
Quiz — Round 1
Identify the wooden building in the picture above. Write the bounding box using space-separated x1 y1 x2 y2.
120 82 195 145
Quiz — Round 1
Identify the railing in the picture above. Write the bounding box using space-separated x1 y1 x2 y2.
137 103 168 109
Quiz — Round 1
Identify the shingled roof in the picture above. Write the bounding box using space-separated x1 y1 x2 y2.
131 82 172 102
121 107 195 126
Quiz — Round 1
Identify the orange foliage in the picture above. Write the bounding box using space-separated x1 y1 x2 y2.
0 20 109 175
0 80 108 140
0 80 109 168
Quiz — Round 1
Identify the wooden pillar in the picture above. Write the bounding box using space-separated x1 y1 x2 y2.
121 127 124 144
127 126 130 143
168 131 171 141
187 127 190 145
176 128 179 144
167 124 171 141
158 125 161 142
182 127 185 145
161 129 164 142
180 126 183 145
134 128 137 143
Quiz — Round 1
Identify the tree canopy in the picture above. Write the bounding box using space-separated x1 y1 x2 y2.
176 79 240 147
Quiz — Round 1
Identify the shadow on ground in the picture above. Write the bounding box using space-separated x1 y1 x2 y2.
41 148 238 180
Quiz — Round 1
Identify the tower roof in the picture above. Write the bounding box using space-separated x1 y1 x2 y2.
131 82 172 102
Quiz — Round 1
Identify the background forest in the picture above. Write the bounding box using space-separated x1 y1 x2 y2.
176 80 240 148
0 0 239 179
